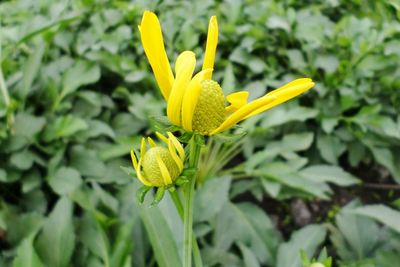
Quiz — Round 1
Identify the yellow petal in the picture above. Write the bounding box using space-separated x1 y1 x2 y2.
139 11 174 100
155 152 173 185
225 91 249 113
168 139 184 172
210 95 276 135
181 68 213 131
167 132 185 160
202 16 218 79
244 80 315 119
147 137 157 147
167 51 196 126
140 137 147 158
137 159 152 186
266 78 312 96
130 150 138 170
155 131 169 144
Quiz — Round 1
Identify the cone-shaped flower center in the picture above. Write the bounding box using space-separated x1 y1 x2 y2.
192 80 226 135
142 147 180 187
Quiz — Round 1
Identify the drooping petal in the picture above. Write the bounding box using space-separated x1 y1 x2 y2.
167 132 185 160
210 95 276 135
225 91 249 113
130 150 138 170
167 51 196 126
139 11 174 100
155 152 173 185
202 16 218 79
244 79 315 119
181 68 213 131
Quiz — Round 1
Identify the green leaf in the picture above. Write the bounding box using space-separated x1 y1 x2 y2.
276 224 327 267
61 60 100 99
300 165 360 186
10 150 35 170
21 41 45 98
13 234 44 267
238 242 260 267
331 201 381 260
194 176 231 222
351 205 400 234
47 167 82 195
215 202 280 265
43 115 88 141
14 113 45 140
139 203 181 267
35 198 75 267
282 132 314 152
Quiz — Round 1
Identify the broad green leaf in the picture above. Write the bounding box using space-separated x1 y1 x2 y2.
21 41 45 98
139 204 181 267
13 113 45 140
35 198 75 267
61 60 100 98
351 205 400 234
43 115 88 141
331 201 381 260
300 165 360 186
194 176 231 222
13 234 44 267
48 167 82 195
238 242 260 267
276 225 327 267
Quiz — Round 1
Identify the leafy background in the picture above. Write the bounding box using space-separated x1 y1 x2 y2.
1 0 400 266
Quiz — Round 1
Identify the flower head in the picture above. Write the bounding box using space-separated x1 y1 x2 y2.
130 132 185 187
139 11 315 135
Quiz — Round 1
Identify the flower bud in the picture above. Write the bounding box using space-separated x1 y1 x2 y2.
130 132 185 187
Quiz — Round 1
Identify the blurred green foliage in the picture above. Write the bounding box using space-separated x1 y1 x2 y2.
1 0 400 266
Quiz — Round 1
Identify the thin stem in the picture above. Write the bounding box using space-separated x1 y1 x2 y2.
183 135 202 267
169 190 203 267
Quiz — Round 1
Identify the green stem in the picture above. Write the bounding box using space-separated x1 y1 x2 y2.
183 134 202 267
169 191 203 267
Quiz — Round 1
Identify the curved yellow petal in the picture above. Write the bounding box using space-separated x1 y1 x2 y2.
139 11 174 100
202 16 218 79
210 95 277 135
155 152 173 185
155 131 169 144
168 139 184 172
244 80 315 119
130 150 138 170
226 91 249 113
147 137 157 147
167 51 196 126
140 137 147 158
137 159 152 186
167 132 185 160
181 68 213 131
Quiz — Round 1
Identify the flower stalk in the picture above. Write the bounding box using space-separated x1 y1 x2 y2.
183 134 203 267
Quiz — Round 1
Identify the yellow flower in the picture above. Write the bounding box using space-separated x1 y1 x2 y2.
130 132 185 187
139 11 315 135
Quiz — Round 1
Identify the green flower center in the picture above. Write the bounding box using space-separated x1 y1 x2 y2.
142 147 180 187
192 80 226 135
